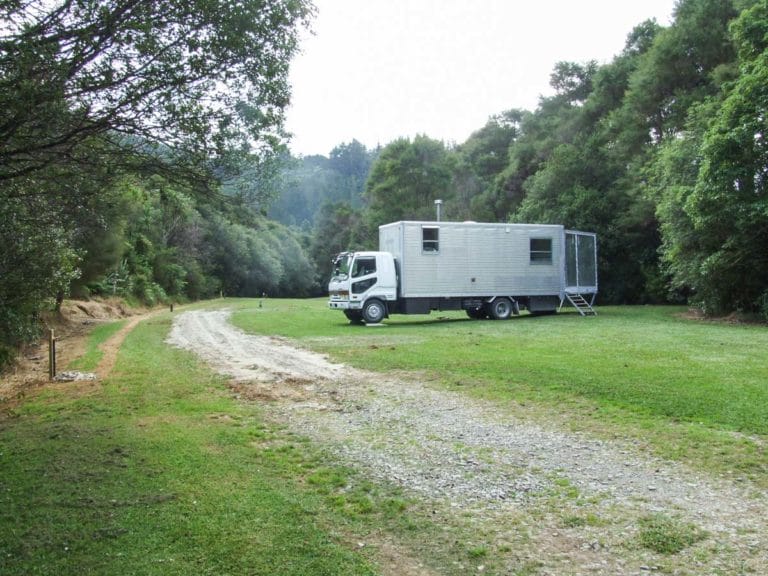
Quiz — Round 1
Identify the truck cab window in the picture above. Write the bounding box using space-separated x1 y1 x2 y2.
352 257 376 277
422 227 439 253
530 238 553 264
331 252 352 281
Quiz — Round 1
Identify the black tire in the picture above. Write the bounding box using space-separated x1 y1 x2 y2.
344 310 364 324
487 297 513 320
362 299 386 324
466 307 486 319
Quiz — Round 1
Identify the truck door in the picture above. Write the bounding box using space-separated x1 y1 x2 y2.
351 256 378 294
565 231 598 293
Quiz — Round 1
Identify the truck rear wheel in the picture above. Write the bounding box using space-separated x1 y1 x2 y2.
487 297 512 320
362 299 386 324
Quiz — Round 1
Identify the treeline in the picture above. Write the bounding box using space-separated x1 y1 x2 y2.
269 140 377 227
295 0 768 321
3 0 767 370
0 0 314 368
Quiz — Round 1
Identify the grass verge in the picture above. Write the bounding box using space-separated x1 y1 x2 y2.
0 313 458 575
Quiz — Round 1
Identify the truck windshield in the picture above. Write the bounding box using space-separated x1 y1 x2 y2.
331 252 353 281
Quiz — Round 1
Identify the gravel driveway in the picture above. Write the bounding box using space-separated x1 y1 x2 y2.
168 309 767 575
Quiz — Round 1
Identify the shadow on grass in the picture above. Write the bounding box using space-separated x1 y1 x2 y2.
336 309 580 329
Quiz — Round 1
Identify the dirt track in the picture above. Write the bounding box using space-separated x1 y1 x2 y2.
168 309 767 575
0 300 141 410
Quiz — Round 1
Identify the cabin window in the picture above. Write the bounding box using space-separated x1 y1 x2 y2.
422 227 439 253
530 238 553 264
351 256 376 277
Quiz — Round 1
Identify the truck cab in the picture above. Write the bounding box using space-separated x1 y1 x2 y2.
328 251 397 323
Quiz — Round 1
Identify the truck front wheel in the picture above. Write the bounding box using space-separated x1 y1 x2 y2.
487 297 513 320
466 307 487 319
362 299 386 324
344 310 364 324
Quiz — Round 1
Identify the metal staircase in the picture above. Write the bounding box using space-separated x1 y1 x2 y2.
564 293 597 316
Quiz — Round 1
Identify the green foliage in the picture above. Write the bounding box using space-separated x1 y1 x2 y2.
0 193 80 368
656 1 768 316
272 227 317 296
329 140 378 198
0 0 312 181
206 214 282 297
365 135 454 226
451 110 523 220
0 0 315 365
264 1 765 313
623 0 737 141
689 44 768 312
269 141 377 227
549 60 598 105
200 212 316 298
63 171 319 304
307 203 371 288
220 151 291 213
492 0 751 305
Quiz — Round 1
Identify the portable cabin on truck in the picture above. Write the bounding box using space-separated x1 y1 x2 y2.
328 220 598 324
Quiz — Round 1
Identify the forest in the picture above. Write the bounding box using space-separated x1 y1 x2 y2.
2 0 768 369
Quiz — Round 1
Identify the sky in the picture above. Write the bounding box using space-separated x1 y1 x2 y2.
285 0 678 157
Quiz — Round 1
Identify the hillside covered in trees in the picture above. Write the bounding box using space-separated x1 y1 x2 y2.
0 0 316 368
296 0 768 317
2 0 767 370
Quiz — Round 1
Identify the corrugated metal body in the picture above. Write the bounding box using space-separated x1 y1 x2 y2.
379 221 564 298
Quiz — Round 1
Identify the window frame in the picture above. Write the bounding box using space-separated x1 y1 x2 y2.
530 237 553 264
351 256 377 278
422 226 440 254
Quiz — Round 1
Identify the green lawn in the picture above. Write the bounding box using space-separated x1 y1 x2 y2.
2 299 766 575
232 299 768 480
0 313 392 575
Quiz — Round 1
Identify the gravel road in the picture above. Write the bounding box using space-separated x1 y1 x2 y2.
167 309 767 575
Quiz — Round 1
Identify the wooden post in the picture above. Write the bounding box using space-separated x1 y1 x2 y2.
48 329 56 381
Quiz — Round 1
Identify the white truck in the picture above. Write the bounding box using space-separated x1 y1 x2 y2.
328 220 598 324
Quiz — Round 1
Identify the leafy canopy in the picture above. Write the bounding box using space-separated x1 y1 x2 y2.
0 0 313 181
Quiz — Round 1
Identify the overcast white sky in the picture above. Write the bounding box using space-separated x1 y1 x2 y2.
285 0 678 157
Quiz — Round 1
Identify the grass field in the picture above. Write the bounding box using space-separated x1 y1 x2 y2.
0 312 437 575
231 299 768 481
1 299 766 575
